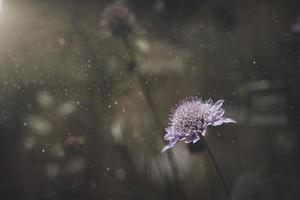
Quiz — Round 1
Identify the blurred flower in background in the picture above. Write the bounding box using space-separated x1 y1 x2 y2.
63 135 85 156
100 3 135 37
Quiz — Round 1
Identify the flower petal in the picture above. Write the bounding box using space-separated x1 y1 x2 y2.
211 119 225 126
201 129 207 136
185 139 191 143
161 145 173 152
215 108 225 118
222 117 237 123
212 117 236 126
164 133 173 140
192 135 200 143
161 138 179 152
214 99 225 110
206 98 213 105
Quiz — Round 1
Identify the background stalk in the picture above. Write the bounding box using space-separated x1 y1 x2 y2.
122 35 187 200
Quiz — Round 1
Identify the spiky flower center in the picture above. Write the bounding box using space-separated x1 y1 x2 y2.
171 101 206 136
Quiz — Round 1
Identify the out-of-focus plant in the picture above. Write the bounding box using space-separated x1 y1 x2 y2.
100 2 186 200
100 3 135 38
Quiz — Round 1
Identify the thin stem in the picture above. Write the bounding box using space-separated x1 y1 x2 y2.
122 35 186 200
138 75 186 200
198 132 231 198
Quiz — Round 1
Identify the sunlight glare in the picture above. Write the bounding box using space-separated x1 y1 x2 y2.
0 0 2 14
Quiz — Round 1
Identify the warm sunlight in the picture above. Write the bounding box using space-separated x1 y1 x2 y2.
0 0 2 13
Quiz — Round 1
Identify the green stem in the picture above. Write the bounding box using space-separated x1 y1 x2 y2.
198 132 231 198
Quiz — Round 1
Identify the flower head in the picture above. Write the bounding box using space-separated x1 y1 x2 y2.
100 3 135 37
162 97 236 152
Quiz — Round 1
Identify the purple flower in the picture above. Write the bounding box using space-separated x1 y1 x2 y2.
100 3 135 37
162 97 236 152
